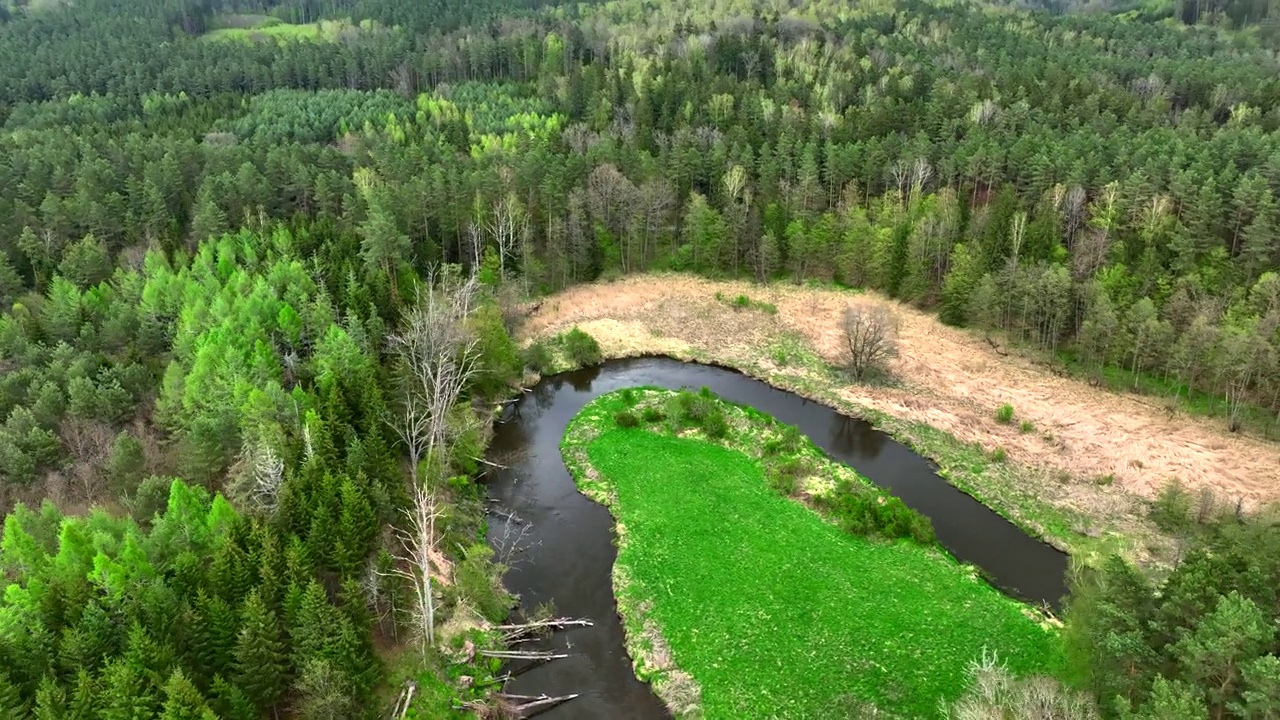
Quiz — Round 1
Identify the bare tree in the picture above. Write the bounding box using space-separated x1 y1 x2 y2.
388 481 452 655
229 440 284 515
484 191 526 282
387 269 482 486
842 301 899 381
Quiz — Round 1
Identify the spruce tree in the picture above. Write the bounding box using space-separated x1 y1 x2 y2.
159 670 217 720
232 590 286 713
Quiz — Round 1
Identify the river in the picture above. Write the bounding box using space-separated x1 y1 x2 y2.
484 357 1070 719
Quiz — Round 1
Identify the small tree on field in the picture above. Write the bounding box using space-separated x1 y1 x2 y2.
842 301 899 381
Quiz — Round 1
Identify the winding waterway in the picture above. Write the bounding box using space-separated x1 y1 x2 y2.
484 357 1070 719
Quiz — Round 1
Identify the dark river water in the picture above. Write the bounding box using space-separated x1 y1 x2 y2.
484 357 1070 719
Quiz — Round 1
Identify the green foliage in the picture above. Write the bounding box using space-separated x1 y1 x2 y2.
614 410 640 428
1019 420 1035 433
559 327 601 368
573 428 1059 718
813 478 937 545
468 302 523 399
641 406 664 423
1066 510 1280 720
717 292 778 314
994 404 1015 425
1150 479 1195 535
522 340 553 374
452 544 513 623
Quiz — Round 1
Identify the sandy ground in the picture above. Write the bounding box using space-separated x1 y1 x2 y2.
524 274 1280 514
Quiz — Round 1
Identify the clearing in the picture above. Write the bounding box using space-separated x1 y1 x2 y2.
563 388 1060 718
526 274 1280 564
201 15 382 42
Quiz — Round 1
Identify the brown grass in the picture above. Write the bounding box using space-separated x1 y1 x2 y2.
524 273 1280 554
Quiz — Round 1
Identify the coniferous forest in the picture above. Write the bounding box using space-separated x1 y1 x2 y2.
2 0 1280 716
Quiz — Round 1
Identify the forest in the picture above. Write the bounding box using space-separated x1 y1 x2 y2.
1 0 1279 715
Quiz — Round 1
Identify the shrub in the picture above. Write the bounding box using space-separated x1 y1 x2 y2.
673 391 718 426
703 410 729 439
988 447 1007 463
766 457 808 496
615 410 640 428
641 406 665 423
994 404 1015 424
1150 479 1193 534
523 341 553 374
734 294 751 308
620 388 636 405
814 480 935 544
561 326 601 367
1019 420 1035 433
764 425 804 456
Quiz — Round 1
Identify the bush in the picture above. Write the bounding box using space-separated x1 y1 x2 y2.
673 390 717 426
523 341 553 374
1019 420 1035 433
994 404 1015 424
620 388 636 405
764 425 804 456
702 410 729 439
641 406 665 423
561 327 601 368
814 480 935 544
614 410 640 428
766 457 808 496
988 447 1007 463
1150 479 1193 534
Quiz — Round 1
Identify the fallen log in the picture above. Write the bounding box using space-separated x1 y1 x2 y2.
479 649 570 661
494 618 593 632
497 692 581 719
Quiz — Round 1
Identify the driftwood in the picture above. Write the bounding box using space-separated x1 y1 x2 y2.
390 680 417 718
494 618 593 631
497 693 580 718
479 649 570 661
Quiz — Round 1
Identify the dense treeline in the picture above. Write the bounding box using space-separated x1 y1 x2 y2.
1065 499 1280 719
3 0 1280 436
0 223 520 716
1 480 377 718
2 0 1280 715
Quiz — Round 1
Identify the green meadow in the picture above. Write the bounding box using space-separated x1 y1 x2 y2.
564 388 1062 718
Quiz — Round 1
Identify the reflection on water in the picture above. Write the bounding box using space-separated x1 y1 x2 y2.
831 413 887 460
485 357 1071 720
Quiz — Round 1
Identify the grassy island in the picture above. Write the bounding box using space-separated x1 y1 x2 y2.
561 387 1063 719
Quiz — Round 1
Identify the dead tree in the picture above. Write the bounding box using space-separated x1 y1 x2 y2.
385 268 481 654
388 482 452 656
387 269 482 485
842 301 899 381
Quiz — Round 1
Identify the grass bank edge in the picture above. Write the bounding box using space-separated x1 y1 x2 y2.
560 387 1061 717
530 324 1160 569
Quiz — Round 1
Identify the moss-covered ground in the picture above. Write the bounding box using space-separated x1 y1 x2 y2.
562 388 1062 719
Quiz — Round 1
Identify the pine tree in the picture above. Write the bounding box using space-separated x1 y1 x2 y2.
0 250 22 308
334 479 377 574
33 674 67 720
209 675 256 720
159 670 216 720
0 672 29 717
99 658 160 720
189 184 227 244
232 590 287 713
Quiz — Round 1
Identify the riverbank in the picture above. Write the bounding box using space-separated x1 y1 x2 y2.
562 387 1062 718
518 274 1280 567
